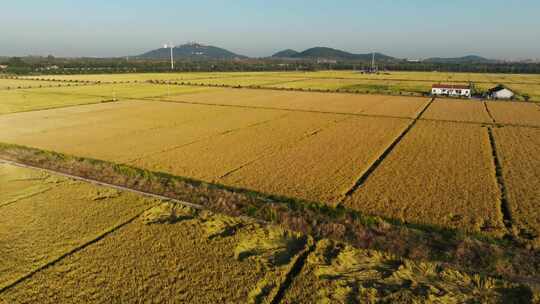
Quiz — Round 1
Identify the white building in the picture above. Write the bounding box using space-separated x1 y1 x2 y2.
431 84 471 98
488 85 515 100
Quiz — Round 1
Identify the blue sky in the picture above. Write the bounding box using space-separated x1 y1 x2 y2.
1 0 539 59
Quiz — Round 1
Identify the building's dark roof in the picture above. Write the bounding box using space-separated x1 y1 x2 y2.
487 84 511 94
432 84 471 90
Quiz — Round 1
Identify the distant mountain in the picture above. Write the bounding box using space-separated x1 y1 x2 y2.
423 55 496 64
273 47 394 61
137 43 247 60
271 49 299 58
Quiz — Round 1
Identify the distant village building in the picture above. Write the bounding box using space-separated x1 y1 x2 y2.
487 85 515 100
316 58 337 64
431 84 472 98
0 65 8 70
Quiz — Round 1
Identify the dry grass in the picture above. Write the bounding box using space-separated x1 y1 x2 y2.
344 121 504 234
0 202 310 303
493 127 540 245
0 164 159 290
486 102 540 126
221 116 410 204
131 112 343 181
283 239 529 303
421 100 493 123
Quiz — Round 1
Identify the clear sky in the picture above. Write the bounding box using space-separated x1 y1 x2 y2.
1 0 539 60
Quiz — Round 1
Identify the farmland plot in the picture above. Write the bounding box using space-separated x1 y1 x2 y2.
0 163 50 208
344 121 504 234
0 89 106 115
421 100 493 123
0 202 310 303
0 164 158 290
361 96 429 118
492 127 540 243
17 83 215 100
65 105 287 163
282 239 527 303
486 101 540 126
165 88 400 115
131 112 344 181
185 76 307 87
221 116 411 204
0 101 287 163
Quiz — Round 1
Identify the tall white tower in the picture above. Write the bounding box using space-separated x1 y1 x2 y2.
164 43 174 70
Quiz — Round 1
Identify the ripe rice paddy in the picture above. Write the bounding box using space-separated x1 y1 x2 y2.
0 163 529 302
220 116 411 204
2 71 540 303
282 239 528 303
492 127 540 244
343 120 504 234
0 163 159 291
421 100 493 123
486 101 540 127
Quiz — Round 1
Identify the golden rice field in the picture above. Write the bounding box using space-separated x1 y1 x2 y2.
0 163 527 302
421 100 493 123
164 87 427 117
343 121 504 234
0 163 159 291
19 70 540 100
486 101 540 127
220 116 410 204
492 127 540 244
0 80 539 240
282 239 526 303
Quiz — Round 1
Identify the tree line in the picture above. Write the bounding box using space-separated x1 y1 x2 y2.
2 56 540 75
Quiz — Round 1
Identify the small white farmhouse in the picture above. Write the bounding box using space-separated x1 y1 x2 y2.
488 85 515 100
431 84 471 98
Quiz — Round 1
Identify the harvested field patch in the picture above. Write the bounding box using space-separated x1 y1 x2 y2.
221 116 410 204
132 112 344 181
486 101 540 126
0 202 310 303
0 163 159 290
344 121 504 234
283 239 530 303
421 100 493 123
492 127 540 244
